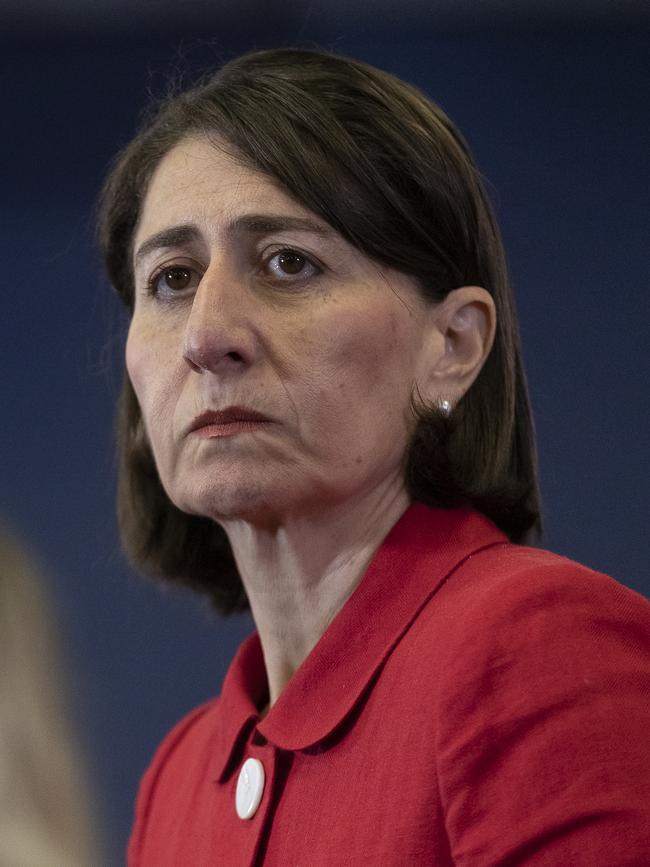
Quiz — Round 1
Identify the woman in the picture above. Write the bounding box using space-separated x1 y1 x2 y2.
99 48 650 865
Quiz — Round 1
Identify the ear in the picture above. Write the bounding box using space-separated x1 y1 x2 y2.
417 285 496 407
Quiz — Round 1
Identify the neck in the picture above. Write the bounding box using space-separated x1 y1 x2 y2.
220 484 410 707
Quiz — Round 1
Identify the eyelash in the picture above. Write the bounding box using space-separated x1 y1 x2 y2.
144 248 323 299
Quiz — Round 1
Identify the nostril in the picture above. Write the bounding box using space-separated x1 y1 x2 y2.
184 355 204 373
182 331 250 371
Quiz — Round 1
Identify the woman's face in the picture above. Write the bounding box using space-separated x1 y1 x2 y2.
127 136 442 526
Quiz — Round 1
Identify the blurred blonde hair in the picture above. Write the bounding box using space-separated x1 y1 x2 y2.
0 525 101 867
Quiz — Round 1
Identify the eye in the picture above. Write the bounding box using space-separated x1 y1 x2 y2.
147 265 201 298
263 249 320 282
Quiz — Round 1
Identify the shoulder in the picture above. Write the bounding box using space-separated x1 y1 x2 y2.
436 541 649 641
419 544 650 863
402 541 650 702
451 539 644 596
127 699 220 863
417 541 650 714
138 698 219 787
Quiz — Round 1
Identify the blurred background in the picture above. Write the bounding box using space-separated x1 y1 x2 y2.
2 1 648 863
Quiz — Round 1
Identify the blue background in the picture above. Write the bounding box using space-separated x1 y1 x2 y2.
2 9 648 863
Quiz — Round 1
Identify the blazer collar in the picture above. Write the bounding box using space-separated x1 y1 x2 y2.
212 503 506 782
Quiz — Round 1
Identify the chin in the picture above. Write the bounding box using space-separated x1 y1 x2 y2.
169 471 288 526
169 467 354 529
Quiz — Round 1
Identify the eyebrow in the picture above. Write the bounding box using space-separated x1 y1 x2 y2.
133 214 336 268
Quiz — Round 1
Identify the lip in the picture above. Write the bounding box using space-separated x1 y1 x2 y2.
187 407 273 438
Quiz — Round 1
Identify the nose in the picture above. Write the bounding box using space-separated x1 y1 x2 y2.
182 264 256 374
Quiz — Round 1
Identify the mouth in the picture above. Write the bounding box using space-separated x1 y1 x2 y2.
187 407 273 439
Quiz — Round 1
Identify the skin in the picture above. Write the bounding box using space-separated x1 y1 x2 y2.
127 136 496 706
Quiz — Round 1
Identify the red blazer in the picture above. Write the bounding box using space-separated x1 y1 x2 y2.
128 505 650 866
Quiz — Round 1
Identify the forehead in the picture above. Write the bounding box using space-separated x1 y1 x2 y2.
134 136 327 250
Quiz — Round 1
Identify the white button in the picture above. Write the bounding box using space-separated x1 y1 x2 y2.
236 758 265 820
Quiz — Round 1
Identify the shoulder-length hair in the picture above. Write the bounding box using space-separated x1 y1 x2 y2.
98 47 541 615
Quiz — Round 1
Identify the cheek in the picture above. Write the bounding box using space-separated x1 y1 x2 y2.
305 306 417 478
332 306 414 396
125 320 180 438
296 303 417 426
125 327 143 394
125 322 156 411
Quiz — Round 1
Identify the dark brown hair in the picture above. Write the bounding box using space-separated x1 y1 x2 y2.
99 47 541 614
